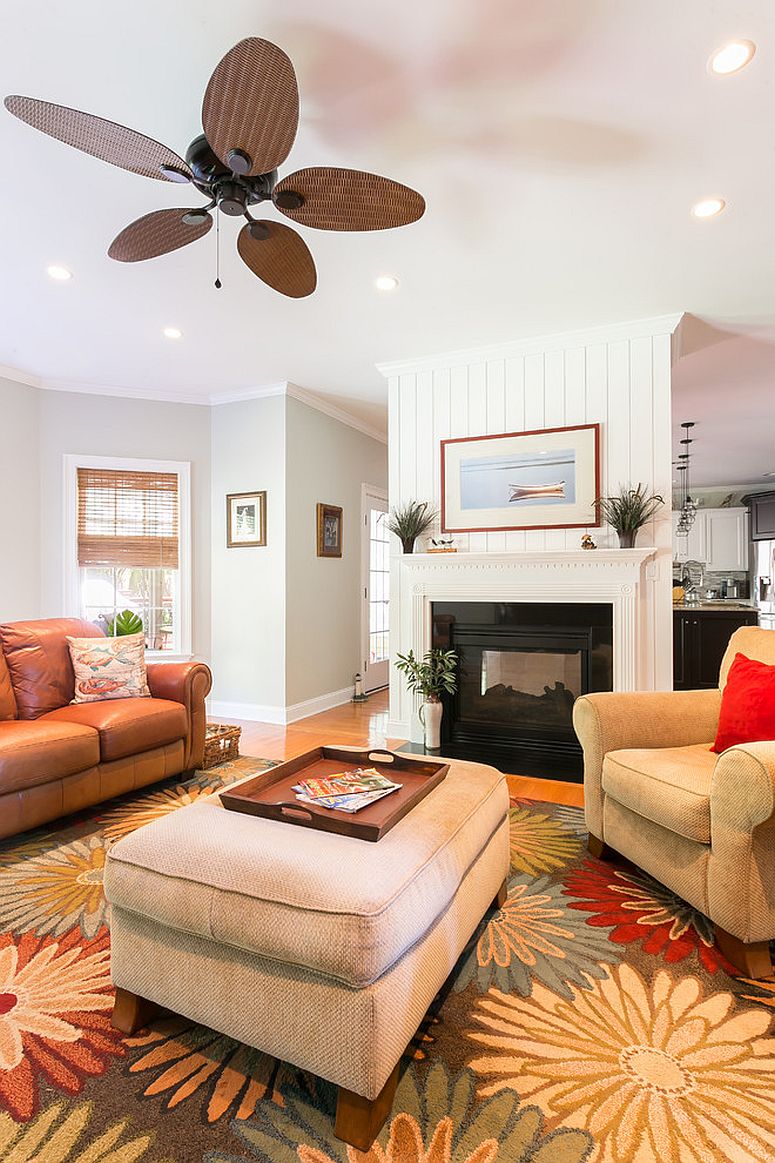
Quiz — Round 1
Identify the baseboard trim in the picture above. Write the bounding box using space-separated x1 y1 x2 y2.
207 699 286 726
208 685 353 727
285 685 353 724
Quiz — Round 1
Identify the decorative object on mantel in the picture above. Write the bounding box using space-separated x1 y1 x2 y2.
428 537 457 553
316 503 343 557
581 534 597 550
674 421 698 538
387 500 437 554
596 483 664 548
227 491 266 547
395 648 457 751
440 424 600 534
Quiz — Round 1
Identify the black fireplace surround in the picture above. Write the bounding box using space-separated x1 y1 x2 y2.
432 602 613 781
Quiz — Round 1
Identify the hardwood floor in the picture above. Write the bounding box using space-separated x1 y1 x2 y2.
220 690 584 808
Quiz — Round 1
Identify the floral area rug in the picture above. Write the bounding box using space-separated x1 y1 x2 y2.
0 761 774 1162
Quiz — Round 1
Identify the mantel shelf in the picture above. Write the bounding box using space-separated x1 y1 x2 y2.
400 548 657 567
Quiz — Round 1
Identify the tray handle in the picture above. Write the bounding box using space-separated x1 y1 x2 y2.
270 801 317 822
366 750 397 765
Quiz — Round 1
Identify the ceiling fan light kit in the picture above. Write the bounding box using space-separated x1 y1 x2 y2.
5 37 425 298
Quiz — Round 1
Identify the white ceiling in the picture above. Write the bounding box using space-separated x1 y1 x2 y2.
2 0 775 437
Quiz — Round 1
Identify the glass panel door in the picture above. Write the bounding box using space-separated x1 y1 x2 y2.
362 487 389 692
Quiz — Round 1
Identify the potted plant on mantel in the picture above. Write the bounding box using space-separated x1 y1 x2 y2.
395 648 458 751
597 484 664 548
387 501 437 554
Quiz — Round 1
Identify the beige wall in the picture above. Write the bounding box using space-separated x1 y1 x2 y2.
37 390 212 659
0 378 41 621
285 397 388 707
210 395 286 714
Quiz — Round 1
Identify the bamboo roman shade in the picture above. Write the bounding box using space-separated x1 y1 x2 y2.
77 468 179 569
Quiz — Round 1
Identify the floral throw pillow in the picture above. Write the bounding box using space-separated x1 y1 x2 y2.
67 632 150 703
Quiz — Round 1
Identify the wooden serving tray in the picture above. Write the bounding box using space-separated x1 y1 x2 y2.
219 747 448 842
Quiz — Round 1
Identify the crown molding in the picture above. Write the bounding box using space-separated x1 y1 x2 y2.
376 312 686 377
0 364 386 440
285 382 387 445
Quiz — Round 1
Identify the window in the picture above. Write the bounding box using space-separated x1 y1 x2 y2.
368 508 390 665
65 456 191 657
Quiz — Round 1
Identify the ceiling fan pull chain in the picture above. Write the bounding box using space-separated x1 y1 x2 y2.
214 211 222 290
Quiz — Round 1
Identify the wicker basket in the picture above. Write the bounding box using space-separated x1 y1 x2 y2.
202 722 241 769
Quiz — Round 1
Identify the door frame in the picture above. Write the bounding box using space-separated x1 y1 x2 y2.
360 483 389 693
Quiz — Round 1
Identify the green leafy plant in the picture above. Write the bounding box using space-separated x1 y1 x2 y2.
106 609 144 637
387 501 437 554
395 648 458 701
596 483 664 547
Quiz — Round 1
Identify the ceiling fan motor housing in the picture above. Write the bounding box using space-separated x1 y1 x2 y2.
185 133 278 214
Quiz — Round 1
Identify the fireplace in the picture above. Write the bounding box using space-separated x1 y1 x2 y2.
432 602 613 780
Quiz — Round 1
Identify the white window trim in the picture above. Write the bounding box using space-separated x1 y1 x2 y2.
63 453 193 661
360 483 389 691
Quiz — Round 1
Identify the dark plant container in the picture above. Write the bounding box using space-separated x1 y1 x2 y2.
402 537 416 554
617 530 637 548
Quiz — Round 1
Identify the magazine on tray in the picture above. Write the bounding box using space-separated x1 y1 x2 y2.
292 766 402 813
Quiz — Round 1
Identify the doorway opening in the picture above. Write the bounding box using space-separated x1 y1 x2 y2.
361 485 389 693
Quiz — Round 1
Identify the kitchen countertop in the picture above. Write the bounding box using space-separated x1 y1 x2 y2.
673 601 757 612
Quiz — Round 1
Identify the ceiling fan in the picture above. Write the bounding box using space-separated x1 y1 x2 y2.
4 37 426 298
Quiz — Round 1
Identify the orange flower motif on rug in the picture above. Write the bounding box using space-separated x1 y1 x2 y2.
0 929 122 1121
469 964 775 1162
0 836 108 940
98 780 226 842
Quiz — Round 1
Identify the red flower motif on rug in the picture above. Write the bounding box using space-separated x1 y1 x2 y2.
564 860 733 974
0 928 124 1121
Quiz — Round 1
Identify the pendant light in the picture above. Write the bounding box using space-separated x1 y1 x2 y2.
675 422 697 537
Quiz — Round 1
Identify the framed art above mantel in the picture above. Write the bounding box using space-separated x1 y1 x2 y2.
441 423 601 533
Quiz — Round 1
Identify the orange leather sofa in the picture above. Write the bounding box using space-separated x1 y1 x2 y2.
0 617 212 840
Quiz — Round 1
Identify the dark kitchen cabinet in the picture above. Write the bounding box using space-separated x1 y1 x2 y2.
748 492 775 541
673 608 759 690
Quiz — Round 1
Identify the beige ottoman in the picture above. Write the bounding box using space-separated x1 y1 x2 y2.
103 756 509 1149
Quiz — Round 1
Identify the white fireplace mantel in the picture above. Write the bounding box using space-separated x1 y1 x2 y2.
389 548 658 740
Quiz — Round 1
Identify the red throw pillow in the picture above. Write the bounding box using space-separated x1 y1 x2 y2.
712 652 775 753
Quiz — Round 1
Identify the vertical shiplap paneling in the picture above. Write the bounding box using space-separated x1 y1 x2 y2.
398 374 418 508
523 353 547 553
449 365 470 550
606 340 631 506
467 362 488 552
505 357 527 551
543 349 566 551
651 333 675 690
562 347 587 550
485 359 507 552
585 343 609 543
432 367 451 538
629 336 656 687
387 375 403 727
415 370 434 511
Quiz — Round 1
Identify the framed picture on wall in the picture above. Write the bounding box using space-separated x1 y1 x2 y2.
441 424 600 533
316 503 343 557
226 491 267 547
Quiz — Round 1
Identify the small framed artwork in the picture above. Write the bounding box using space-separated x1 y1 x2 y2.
227 491 267 547
441 423 600 533
317 503 343 557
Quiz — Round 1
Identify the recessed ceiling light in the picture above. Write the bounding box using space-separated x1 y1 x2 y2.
375 275 399 291
691 198 726 219
709 40 756 75
163 326 183 340
47 264 72 281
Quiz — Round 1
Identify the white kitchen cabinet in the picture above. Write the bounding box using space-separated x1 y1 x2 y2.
704 508 749 571
672 508 748 571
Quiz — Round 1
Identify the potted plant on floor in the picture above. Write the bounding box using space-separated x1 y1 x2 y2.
387 501 437 555
597 484 664 548
395 648 458 751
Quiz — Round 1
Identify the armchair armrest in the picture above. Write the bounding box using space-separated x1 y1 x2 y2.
146 661 212 771
709 742 775 943
573 688 721 838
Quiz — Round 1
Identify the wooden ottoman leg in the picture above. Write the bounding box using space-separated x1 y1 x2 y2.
112 987 162 1035
492 878 508 909
588 834 614 860
335 1060 401 1151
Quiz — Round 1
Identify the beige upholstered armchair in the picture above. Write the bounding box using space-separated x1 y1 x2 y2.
573 626 775 979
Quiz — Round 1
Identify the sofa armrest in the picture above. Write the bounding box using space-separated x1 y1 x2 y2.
709 742 775 943
573 688 721 840
146 661 212 771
